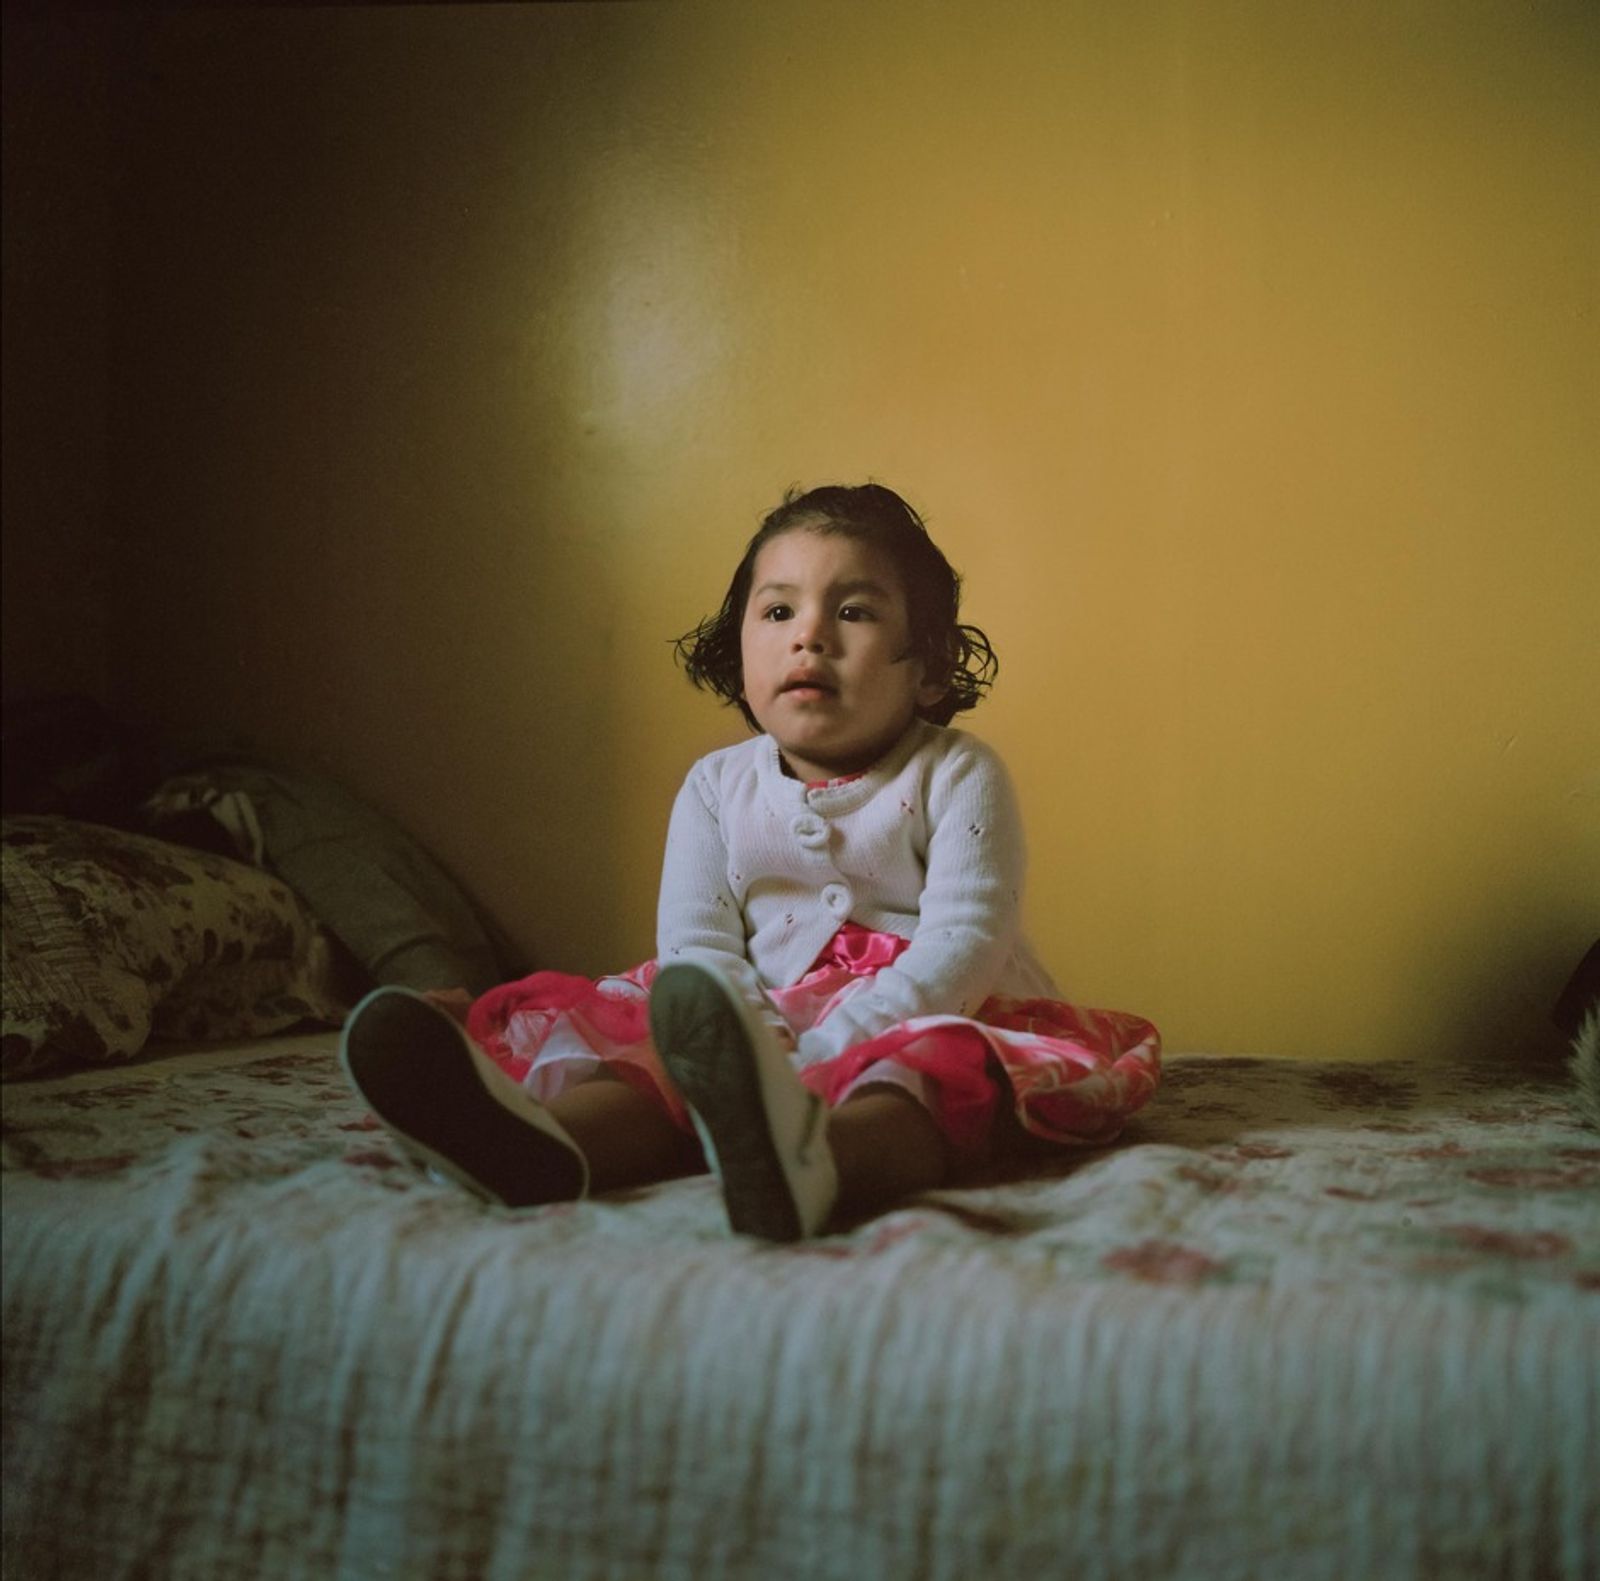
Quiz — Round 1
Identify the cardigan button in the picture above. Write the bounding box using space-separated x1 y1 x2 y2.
822 883 852 915
791 814 829 849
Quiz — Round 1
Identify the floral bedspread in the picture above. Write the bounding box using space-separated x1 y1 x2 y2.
4 1037 1598 1580
5 1036 1595 1298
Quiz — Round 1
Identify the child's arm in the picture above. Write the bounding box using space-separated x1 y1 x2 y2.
795 738 1028 1064
655 769 780 1022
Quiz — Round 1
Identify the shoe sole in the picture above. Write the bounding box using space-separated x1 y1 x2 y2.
650 965 817 1242
340 989 586 1209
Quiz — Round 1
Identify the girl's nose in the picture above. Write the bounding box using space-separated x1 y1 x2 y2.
790 611 827 651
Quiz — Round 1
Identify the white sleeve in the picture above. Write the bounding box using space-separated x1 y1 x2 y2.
794 741 1026 1064
655 767 775 1009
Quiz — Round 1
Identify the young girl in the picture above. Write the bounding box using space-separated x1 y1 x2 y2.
341 483 1160 1241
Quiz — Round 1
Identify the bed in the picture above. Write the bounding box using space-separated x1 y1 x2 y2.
5 1019 1597 1579
2 768 1597 1580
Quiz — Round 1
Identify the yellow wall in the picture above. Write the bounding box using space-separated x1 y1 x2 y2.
5 2 1596 1060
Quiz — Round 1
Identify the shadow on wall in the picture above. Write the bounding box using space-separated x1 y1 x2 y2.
0 11 117 705
1428 893 1595 1066
74 6 667 976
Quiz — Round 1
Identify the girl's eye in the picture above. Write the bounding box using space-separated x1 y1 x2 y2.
839 605 876 622
762 604 793 622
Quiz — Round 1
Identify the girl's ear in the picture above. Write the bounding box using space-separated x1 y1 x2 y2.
915 675 948 711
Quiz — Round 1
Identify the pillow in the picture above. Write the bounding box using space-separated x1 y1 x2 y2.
143 755 515 994
1 815 349 1079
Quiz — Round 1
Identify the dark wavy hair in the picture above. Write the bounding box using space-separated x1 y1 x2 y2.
674 483 998 731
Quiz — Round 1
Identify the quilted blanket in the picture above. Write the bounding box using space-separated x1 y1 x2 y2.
4 1037 1597 1579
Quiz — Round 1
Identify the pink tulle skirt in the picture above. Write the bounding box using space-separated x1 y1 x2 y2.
468 925 1160 1154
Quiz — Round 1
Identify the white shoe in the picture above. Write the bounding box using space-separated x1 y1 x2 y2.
650 962 838 1241
340 987 589 1207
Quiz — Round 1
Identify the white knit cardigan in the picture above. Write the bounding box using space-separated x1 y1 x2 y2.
656 719 1060 1065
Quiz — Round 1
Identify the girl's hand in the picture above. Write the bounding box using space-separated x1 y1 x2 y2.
420 987 473 1026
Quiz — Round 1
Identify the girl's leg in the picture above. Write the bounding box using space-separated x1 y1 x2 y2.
554 1074 948 1213
826 1084 953 1216
547 1074 704 1192
651 962 970 1238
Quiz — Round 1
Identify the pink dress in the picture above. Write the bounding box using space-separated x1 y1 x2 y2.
468 923 1160 1156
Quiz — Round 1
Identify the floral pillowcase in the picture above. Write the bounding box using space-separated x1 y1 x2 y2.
1 815 350 1080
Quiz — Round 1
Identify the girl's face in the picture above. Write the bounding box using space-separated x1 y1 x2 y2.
739 525 945 783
